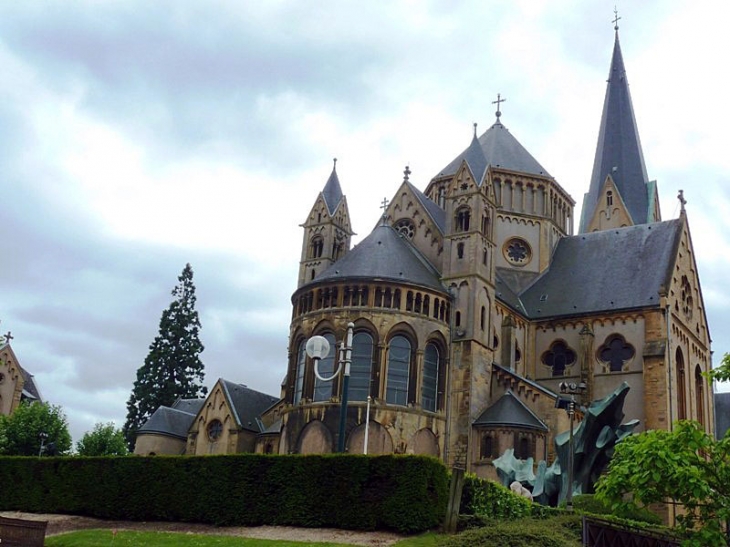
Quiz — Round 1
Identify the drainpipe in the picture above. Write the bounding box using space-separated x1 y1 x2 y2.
666 305 674 431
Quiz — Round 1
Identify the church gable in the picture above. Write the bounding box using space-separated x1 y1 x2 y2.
386 180 444 272
0 344 25 416
584 174 635 232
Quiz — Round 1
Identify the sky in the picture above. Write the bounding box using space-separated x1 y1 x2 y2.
0 1 728 445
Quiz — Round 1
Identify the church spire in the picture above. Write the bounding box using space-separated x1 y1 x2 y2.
322 158 344 215
579 22 657 233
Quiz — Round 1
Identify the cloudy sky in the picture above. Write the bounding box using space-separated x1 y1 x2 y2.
1 1 728 444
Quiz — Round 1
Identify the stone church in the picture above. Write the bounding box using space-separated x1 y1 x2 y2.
135 27 714 482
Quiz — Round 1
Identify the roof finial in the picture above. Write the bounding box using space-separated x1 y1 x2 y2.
613 6 621 32
473 122 478 137
403 165 411 183
380 197 390 225
678 189 687 213
492 93 506 123
3 331 13 344
332 157 337 170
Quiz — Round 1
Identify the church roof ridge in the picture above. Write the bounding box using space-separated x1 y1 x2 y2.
580 28 652 232
473 388 549 431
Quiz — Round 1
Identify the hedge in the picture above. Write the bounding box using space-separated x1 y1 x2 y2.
0 454 448 533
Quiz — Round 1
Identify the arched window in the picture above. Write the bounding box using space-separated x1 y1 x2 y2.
480 306 486 331
480 434 496 459
310 236 324 258
349 332 374 401
457 242 464 259
676 347 687 420
606 190 613 206
455 208 470 232
313 333 337 402
386 335 411 406
542 340 577 377
422 343 440 412
598 334 635 372
293 340 307 404
695 365 705 426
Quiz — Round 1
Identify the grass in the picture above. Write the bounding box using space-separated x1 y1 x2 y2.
45 530 442 546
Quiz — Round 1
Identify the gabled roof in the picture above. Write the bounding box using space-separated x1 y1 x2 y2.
435 121 550 182
473 390 548 431
0 342 43 403
138 406 197 440
519 220 681 319
322 164 344 215
302 223 446 293
406 181 446 233
581 31 651 232
220 379 280 433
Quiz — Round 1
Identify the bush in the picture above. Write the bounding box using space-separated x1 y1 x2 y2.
460 474 532 520
440 516 582 547
564 494 662 525
0 454 448 534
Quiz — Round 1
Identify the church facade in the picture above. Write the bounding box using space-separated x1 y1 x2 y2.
134 27 714 505
276 27 714 476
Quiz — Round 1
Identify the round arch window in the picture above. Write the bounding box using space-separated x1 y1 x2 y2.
503 237 532 266
207 419 223 442
394 218 416 239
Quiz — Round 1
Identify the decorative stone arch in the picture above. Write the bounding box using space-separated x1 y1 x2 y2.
407 428 439 456
347 421 394 455
424 331 448 412
311 318 337 337
297 420 333 454
384 324 418 407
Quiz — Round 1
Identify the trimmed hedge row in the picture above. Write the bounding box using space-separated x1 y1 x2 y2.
0 454 448 533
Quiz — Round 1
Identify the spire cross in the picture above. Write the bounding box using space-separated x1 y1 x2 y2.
380 197 389 214
3 331 13 344
492 93 506 121
403 165 411 182
613 6 621 31
678 189 687 212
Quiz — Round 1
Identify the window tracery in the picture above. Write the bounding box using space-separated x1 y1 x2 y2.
597 334 635 372
541 340 577 376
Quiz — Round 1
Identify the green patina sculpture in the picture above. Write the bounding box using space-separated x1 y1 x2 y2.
493 382 638 506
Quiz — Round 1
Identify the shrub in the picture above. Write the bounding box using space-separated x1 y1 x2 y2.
440 516 582 547
460 474 532 520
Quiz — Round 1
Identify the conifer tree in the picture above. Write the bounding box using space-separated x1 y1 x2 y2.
123 263 207 449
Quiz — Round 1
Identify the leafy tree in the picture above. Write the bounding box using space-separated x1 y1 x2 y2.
123 263 207 449
77 422 128 456
705 352 730 383
0 401 72 456
595 420 730 547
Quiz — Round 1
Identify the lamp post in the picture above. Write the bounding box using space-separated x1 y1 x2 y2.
558 381 586 512
306 322 354 453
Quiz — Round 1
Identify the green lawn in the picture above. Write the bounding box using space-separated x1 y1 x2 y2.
45 530 442 546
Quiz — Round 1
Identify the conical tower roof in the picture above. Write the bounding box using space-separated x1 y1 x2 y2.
435 119 550 182
321 160 344 215
580 30 651 232
302 223 445 293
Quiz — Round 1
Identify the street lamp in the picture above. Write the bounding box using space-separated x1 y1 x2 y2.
306 322 354 453
558 381 586 512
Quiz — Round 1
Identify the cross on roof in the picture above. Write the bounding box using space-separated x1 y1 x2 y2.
403 165 411 183
613 7 621 31
3 331 13 344
380 197 389 213
492 93 506 121
678 189 687 212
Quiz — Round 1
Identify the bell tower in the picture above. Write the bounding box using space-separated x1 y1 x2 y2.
298 159 353 287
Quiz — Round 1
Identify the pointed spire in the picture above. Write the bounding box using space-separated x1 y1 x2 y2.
580 24 654 232
321 157 344 215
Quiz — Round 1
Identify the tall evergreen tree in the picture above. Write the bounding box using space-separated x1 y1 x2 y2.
123 263 206 449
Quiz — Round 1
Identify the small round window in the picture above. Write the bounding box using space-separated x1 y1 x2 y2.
394 218 416 239
207 419 223 442
503 238 532 266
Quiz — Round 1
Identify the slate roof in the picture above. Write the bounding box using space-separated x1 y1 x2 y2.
172 397 205 416
138 406 197 439
473 390 548 431
715 392 730 440
322 164 344 215
518 220 681 319
406 181 446 233
303 224 447 293
435 121 550 182
580 31 650 232
220 379 280 433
